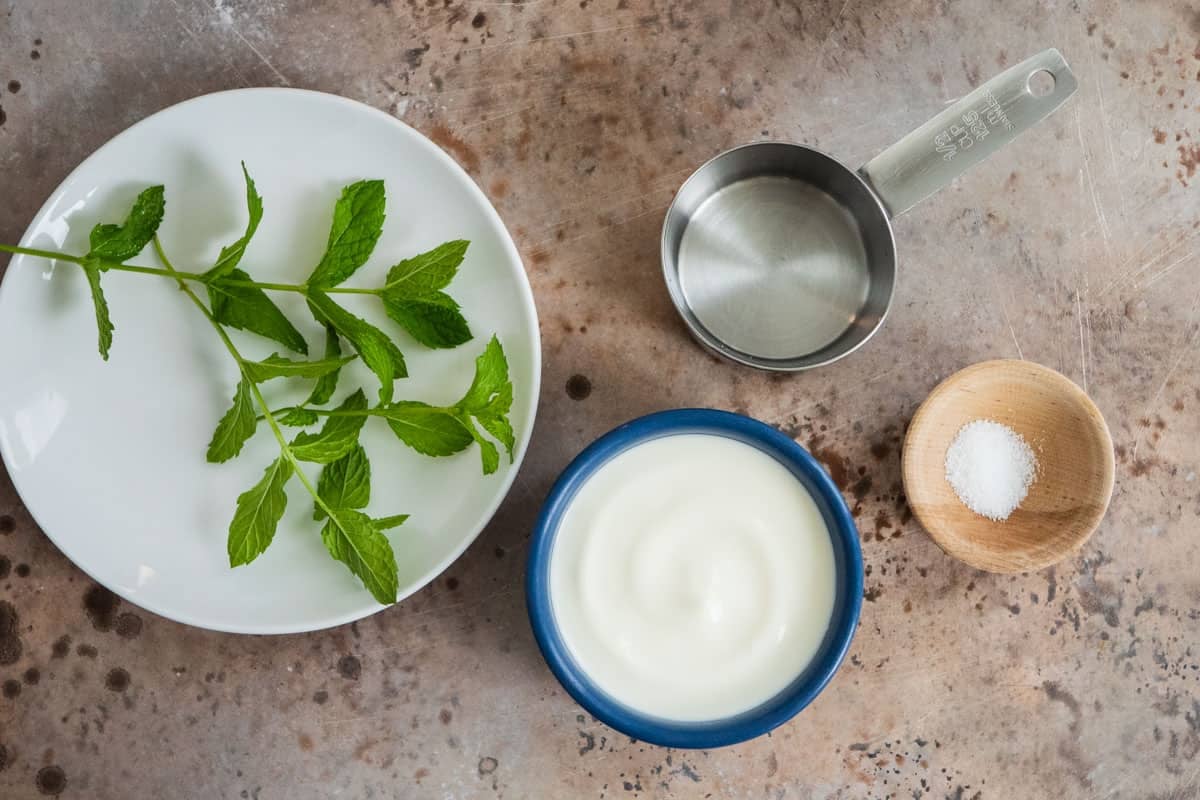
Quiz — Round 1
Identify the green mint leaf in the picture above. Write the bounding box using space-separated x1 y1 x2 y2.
227 456 293 567
306 326 343 405
320 508 398 605
205 163 263 280
307 180 386 288
446 337 516 471
458 335 510 412
86 185 166 262
477 413 515 462
474 380 514 460
307 290 406 402
208 269 309 354
314 444 370 521
241 352 355 383
382 240 468 297
206 378 258 463
373 514 409 531
461 416 500 475
381 291 472 349
289 389 368 464
278 407 320 427
377 401 474 457
79 258 115 360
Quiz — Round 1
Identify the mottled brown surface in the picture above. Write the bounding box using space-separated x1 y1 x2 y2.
1 1 1199 798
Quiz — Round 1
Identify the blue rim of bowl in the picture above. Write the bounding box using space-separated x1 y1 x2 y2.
525 408 863 749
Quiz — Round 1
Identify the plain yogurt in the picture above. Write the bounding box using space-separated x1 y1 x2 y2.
549 434 836 722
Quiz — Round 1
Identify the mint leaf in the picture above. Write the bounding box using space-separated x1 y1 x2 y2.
87 185 165 262
459 335 510 411
382 291 472 349
306 326 343 405
320 508 398 605
241 353 355 383
208 269 309 354
373 514 409 531
206 163 263 280
79 258 115 360
314 444 370 521
289 389 368 464
207 378 258 463
227 456 293 567
378 401 474 457
308 290 406 402
461 416 500 475
278 407 320 427
307 180 386 288
382 240 468 297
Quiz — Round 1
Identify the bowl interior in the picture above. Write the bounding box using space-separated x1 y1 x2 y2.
902 360 1115 573
660 142 896 371
526 409 863 749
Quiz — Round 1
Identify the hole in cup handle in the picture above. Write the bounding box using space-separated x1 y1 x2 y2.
1027 69 1056 98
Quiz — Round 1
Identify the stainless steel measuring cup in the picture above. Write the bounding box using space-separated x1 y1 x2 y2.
661 49 1077 371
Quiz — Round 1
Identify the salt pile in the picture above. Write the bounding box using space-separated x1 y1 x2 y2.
944 420 1037 521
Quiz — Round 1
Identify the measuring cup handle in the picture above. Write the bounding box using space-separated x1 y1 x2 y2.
858 49 1077 218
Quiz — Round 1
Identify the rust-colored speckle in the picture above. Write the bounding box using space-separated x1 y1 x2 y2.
1154 128 1167 144
489 178 510 199
566 374 592 401
869 441 891 461
808 439 850 490
529 249 550 265
428 123 480 173
312 689 329 704
439 708 452 724
35 765 66 796
1179 143 1200 183
50 635 70 659
445 577 460 591
851 475 873 501
298 733 314 752
2 679 20 698
1130 457 1159 477
0 515 14 534
104 667 130 692
14 563 29 578
479 756 499 776
75 643 97 659
337 654 362 681
6 80 18 94
114 612 142 639
864 586 883 602
1102 33 1116 48
0 601 22 665
414 767 430 782
471 12 486 28
83 584 120 632
23 667 39 685
1173 397 1185 412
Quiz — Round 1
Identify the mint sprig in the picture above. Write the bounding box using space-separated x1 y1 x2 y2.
0 166 518 605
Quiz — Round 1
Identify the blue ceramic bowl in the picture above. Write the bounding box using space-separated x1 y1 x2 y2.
525 408 863 749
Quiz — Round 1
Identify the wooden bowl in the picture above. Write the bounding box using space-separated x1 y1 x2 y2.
902 360 1115 573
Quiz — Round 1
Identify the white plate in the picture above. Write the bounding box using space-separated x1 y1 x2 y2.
0 89 540 633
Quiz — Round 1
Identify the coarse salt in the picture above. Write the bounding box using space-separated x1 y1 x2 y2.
944 419 1037 521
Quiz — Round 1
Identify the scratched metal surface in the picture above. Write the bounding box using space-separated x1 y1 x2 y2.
1 1 1199 798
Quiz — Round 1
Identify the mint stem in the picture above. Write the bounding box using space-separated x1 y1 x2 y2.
1 243 378 296
151 237 340 521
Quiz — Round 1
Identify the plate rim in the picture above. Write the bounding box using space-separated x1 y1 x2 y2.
0 87 542 634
